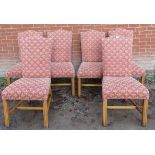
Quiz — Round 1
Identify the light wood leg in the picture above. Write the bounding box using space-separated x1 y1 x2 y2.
142 99 148 127
78 78 81 97
3 100 10 127
43 100 49 128
6 77 11 85
71 78 75 96
102 98 107 127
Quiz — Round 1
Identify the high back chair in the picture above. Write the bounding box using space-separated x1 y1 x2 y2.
2 36 52 128
77 30 105 97
47 29 75 96
101 36 149 127
6 30 43 85
108 28 145 84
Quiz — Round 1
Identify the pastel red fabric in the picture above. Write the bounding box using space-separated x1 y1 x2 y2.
19 36 52 78
108 28 133 38
102 77 149 99
18 30 43 59
2 78 51 100
51 62 75 78
77 62 102 78
102 36 133 76
47 30 72 62
81 30 105 62
132 62 145 77
6 62 22 78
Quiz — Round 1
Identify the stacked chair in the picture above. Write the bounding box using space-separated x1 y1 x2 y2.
2 35 52 128
77 29 145 97
102 36 149 126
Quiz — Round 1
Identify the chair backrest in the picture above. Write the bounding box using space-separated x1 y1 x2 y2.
108 28 133 38
47 29 72 62
102 36 133 77
80 30 105 62
19 36 52 78
18 30 43 59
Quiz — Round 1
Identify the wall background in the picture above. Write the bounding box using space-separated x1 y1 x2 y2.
0 24 155 68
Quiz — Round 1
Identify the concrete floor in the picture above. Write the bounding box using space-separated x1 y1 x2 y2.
0 78 155 130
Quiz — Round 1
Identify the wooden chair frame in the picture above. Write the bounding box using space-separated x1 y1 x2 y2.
7 77 75 97
102 97 148 127
2 88 52 128
78 74 145 97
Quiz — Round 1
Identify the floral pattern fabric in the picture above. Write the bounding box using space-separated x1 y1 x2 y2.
77 62 103 78
19 36 53 78
51 62 75 78
81 30 105 62
102 77 149 99
2 78 51 100
47 30 72 62
102 36 133 76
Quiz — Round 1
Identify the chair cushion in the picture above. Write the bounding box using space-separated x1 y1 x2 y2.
102 36 133 77
81 30 105 62
102 77 149 99
77 62 102 78
47 30 72 62
132 62 145 77
2 78 51 100
6 62 22 78
51 62 75 78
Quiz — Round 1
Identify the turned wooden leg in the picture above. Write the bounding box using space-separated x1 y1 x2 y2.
142 99 148 127
43 100 49 128
141 74 145 85
78 78 81 97
2 100 10 127
71 78 75 96
102 98 107 127
6 77 11 85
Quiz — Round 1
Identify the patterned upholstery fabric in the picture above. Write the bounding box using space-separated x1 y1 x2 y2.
47 30 72 62
6 62 22 78
19 36 52 78
132 62 145 77
18 30 43 59
108 28 133 38
102 77 149 99
51 62 75 78
2 78 51 100
81 30 105 62
102 36 133 76
77 62 102 78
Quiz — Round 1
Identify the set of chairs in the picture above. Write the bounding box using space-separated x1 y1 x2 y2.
1 29 149 128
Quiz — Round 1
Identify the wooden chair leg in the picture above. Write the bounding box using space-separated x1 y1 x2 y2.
141 74 145 85
78 78 81 97
102 98 107 127
71 78 75 96
2 100 10 127
6 77 11 85
43 100 49 128
142 99 148 127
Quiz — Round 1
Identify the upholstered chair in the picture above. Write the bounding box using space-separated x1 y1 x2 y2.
102 36 149 127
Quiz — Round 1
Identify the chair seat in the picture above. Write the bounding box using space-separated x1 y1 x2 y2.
132 62 145 77
51 62 75 78
6 62 22 78
77 62 103 78
102 77 149 99
2 78 51 100
77 62 145 79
